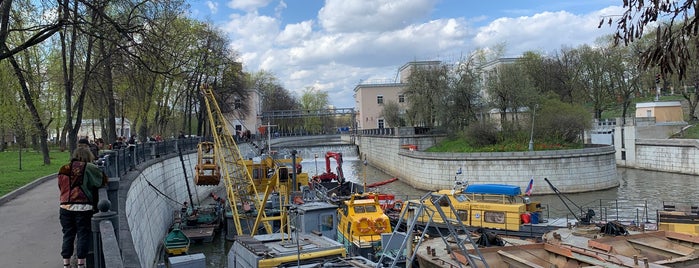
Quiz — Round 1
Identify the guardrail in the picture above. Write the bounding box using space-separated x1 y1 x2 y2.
90 138 200 268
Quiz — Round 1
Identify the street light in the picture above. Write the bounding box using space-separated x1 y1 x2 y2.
314 153 318 176
528 104 538 151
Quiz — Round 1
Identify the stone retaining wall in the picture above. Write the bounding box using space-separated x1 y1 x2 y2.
124 153 221 268
358 135 619 194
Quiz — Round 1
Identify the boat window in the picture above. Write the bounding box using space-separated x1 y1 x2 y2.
320 214 334 231
455 194 468 203
483 211 505 224
364 205 377 213
456 210 468 221
354 206 365 213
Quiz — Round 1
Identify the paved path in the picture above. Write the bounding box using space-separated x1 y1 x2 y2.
0 175 61 267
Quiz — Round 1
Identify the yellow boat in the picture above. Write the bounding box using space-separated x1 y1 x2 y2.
337 193 392 259
402 182 553 238
658 202 699 235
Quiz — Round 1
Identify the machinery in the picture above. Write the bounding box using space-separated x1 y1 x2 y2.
312 151 345 183
198 85 291 236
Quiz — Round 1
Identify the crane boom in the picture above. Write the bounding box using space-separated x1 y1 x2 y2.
200 86 273 235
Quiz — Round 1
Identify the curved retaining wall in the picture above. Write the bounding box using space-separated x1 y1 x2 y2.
123 153 221 268
358 135 619 194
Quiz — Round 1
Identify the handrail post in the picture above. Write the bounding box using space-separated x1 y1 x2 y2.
92 188 120 268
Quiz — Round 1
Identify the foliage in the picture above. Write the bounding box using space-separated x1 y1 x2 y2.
607 0 698 79
426 136 582 153
535 96 592 143
380 100 403 127
463 121 498 147
299 87 329 134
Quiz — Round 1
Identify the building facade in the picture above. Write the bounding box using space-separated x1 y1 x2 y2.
353 61 440 130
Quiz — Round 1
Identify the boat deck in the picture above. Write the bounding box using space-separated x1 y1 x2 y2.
414 226 699 268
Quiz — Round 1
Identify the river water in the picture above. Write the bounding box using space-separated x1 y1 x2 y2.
187 155 699 267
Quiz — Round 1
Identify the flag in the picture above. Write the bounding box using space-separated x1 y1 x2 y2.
456 167 462 175
525 178 534 196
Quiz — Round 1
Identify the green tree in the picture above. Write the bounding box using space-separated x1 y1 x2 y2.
299 87 329 134
404 63 448 127
380 100 403 127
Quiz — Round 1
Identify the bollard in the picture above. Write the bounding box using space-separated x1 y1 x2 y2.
633 255 638 265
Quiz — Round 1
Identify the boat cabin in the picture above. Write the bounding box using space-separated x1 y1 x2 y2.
337 194 392 260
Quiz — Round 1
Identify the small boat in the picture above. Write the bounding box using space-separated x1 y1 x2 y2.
337 193 393 260
163 226 190 255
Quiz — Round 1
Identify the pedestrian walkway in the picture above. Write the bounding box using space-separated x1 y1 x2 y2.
0 175 61 267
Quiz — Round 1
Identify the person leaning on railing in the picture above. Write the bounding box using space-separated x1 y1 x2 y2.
58 147 108 268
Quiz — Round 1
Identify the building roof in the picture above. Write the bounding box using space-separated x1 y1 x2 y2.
635 101 682 108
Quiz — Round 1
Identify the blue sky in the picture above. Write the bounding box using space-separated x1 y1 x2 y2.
187 0 625 108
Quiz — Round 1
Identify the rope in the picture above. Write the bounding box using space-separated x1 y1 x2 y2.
143 175 185 207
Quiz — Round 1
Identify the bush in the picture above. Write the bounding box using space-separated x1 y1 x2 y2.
464 121 498 147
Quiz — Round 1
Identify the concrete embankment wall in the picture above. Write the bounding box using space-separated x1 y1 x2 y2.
357 135 619 194
616 126 699 174
123 153 220 268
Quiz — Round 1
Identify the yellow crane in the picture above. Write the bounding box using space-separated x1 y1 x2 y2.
197 85 284 236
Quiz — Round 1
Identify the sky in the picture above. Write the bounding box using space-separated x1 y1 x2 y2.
186 0 626 108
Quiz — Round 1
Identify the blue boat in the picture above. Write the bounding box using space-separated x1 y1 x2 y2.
464 184 522 196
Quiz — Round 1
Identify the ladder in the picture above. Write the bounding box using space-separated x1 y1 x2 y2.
377 192 489 268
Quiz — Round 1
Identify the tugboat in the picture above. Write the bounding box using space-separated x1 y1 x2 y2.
401 171 557 239
337 193 393 260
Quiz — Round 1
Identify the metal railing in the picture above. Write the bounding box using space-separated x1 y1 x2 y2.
90 138 200 268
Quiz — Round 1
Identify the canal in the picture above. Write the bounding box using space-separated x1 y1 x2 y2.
187 154 699 267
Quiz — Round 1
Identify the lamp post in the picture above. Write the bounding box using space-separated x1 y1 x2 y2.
528 104 538 151
314 153 318 176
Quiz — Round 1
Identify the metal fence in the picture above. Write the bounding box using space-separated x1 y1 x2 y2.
91 138 200 268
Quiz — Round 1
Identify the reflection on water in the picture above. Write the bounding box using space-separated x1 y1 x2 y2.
188 158 699 267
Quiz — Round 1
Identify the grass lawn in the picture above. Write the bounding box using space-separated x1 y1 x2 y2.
0 149 71 197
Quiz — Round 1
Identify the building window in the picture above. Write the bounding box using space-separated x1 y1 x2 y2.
378 119 384 129
398 94 405 103
377 95 384 104
234 99 242 109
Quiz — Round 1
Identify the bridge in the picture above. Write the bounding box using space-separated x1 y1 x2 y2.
261 108 355 120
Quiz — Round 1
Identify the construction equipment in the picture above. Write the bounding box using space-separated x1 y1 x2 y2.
199 85 285 236
544 178 595 225
194 142 220 185
378 192 489 268
312 151 345 182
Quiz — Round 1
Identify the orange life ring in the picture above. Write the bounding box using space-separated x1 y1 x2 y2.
373 218 387 233
356 217 372 234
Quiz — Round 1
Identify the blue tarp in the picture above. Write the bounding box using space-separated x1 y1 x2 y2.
464 184 521 196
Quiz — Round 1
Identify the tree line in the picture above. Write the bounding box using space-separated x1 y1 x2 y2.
0 1 328 164
383 3 699 147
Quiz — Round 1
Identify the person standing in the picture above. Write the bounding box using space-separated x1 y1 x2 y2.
58 147 108 268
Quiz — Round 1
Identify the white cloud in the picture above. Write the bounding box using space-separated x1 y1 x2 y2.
318 0 437 33
227 0 272 12
276 21 313 46
213 1 624 108
473 7 624 57
206 1 219 14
